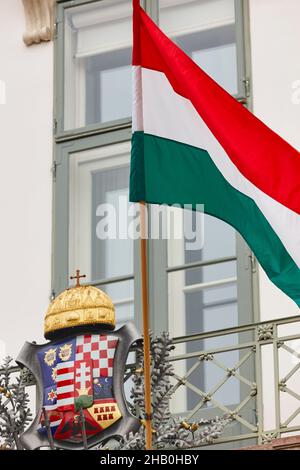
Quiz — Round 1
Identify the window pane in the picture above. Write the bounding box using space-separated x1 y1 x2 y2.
91 167 133 280
69 141 133 283
186 260 237 284
168 270 237 335
64 0 132 130
69 141 134 325
168 211 237 268
159 0 238 94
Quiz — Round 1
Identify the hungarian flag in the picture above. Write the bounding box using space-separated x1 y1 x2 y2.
130 0 300 306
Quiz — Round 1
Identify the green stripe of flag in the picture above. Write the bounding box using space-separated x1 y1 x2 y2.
130 131 300 306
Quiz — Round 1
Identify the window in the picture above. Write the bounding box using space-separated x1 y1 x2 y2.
53 0 255 432
54 0 136 326
62 0 132 131
69 141 134 324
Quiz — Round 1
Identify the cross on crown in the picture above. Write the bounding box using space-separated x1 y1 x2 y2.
70 269 86 287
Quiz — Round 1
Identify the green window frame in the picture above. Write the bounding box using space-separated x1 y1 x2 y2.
52 0 258 331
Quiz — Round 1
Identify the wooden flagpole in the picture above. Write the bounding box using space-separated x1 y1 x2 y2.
139 201 152 450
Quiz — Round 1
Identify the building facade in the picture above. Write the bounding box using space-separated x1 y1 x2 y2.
0 0 300 448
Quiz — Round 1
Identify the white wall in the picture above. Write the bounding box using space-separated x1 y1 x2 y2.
249 0 300 321
0 0 53 359
249 0 300 433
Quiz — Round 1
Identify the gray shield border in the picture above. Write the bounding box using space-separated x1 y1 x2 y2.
16 322 141 450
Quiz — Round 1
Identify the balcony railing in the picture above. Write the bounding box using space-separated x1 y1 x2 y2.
166 315 300 447
3 315 300 448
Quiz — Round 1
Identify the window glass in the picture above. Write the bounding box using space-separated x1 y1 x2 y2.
68 141 134 324
91 166 133 280
64 0 132 130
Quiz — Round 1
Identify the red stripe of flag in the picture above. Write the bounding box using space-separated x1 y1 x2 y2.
132 1 300 215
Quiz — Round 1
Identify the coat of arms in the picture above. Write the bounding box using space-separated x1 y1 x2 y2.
16 271 140 449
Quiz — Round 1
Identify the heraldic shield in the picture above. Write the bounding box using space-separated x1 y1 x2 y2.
17 323 140 449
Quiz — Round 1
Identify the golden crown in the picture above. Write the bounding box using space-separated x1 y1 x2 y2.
44 271 115 339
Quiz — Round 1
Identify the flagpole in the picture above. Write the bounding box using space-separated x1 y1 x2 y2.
139 201 152 450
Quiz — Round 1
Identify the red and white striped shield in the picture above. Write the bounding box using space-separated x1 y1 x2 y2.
56 361 75 411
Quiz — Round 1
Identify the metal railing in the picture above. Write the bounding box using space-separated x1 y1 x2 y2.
3 315 300 448
167 315 300 446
